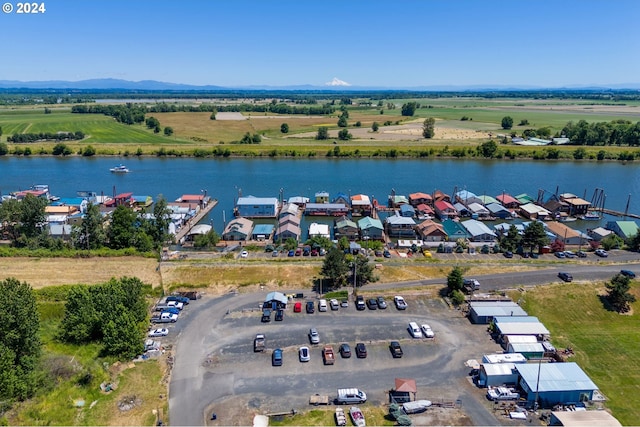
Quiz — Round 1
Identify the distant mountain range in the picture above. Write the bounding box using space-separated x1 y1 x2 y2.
0 78 639 91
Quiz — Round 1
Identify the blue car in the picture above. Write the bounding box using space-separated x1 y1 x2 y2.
288 250 295 257
272 348 283 366
620 270 636 278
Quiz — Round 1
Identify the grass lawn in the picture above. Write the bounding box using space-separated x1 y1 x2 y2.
511 281 640 425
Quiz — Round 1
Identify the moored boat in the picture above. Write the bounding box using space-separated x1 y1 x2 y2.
349 406 366 427
335 407 347 426
580 212 601 220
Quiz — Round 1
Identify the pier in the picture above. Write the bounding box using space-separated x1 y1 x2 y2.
601 209 640 220
174 199 218 242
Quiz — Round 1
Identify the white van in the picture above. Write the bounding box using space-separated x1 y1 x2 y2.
408 321 423 338
318 299 328 312
336 388 367 404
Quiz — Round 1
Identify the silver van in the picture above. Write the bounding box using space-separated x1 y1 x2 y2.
336 388 367 404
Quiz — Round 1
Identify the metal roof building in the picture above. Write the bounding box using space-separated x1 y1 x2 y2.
236 196 279 218
478 363 519 387
486 202 513 219
251 224 274 240
549 410 621 426
495 322 550 337
461 219 497 242
468 301 528 324
515 362 598 407
482 353 527 364
507 342 545 360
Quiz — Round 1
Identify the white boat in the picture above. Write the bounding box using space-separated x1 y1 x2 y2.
349 406 366 427
335 407 347 426
110 165 130 173
580 212 601 220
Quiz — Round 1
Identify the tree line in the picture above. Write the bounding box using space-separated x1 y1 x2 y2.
7 131 85 143
71 104 146 124
0 194 171 252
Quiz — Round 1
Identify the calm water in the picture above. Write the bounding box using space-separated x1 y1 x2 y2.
1 157 638 233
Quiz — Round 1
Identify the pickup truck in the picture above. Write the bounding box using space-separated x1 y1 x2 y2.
463 278 480 293
254 334 266 352
151 312 178 323
322 346 335 365
486 386 519 401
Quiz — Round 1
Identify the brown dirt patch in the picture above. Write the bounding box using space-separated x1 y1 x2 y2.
0 257 161 288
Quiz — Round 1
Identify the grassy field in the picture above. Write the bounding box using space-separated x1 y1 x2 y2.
1 98 639 158
510 281 640 425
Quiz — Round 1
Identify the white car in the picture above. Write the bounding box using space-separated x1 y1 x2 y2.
167 301 184 310
240 250 248 258
299 346 310 362
408 322 422 338
148 328 169 337
421 324 435 338
308 328 320 344
394 295 408 310
329 299 340 310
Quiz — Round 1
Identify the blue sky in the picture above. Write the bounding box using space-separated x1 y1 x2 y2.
1 0 638 87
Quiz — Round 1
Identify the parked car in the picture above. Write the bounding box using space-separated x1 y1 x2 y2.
389 341 403 358
161 307 180 315
356 296 366 311
374 250 383 257
272 250 279 257
319 248 326 256
311 249 319 256
167 301 184 310
306 301 315 314
564 250 576 258
394 295 407 310
295 248 302 256
529 252 539 259
261 309 272 322
339 343 352 358
421 324 435 338
554 251 566 259
595 249 608 257
166 295 189 305
376 296 387 309
240 250 248 258
330 299 340 310
293 302 302 312
576 251 587 258
298 346 310 362
318 299 328 312
288 249 295 257
558 272 573 282
503 251 513 258
272 348 283 366
275 309 284 321
620 269 636 278
383 250 391 258
148 328 169 337
308 328 320 344
355 342 367 358
408 321 422 338
366 299 378 310
341 299 349 308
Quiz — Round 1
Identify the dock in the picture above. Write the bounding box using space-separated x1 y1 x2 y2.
601 208 640 220
174 199 218 242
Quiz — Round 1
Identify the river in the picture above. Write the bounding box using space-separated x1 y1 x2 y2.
1 156 638 233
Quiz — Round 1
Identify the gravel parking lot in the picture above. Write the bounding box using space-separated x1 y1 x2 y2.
169 290 511 426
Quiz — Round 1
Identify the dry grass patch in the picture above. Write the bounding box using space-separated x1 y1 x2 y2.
0 257 161 288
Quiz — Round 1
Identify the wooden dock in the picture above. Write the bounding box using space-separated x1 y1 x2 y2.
174 199 218 242
601 208 640 220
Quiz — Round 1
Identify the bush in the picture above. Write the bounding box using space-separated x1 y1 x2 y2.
451 290 465 305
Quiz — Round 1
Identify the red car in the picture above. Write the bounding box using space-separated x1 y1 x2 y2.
293 302 302 313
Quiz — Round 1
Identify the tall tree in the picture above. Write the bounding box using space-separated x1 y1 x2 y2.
320 247 349 289
107 205 137 249
280 123 289 134
0 278 41 401
101 305 145 359
19 194 49 239
163 126 174 136
316 127 329 140
58 285 99 343
352 255 375 288
500 224 522 252
72 202 105 249
401 102 417 116
447 266 464 295
522 221 549 253
147 195 171 249
501 116 514 130
371 122 379 132
605 273 636 313
422 118 435 138
338 129 352 140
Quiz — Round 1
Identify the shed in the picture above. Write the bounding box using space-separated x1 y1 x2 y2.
399 204 416 218
516 362 598 408
389 378 417 403
468 301 527 324
264 291 288 309
478 363 519 387
482 353 527 364
549 410 621 426
507 342 545 359
494 316 540 325
496 322 551 338
236 196 279 218
502 335 539 349
251 224 274 241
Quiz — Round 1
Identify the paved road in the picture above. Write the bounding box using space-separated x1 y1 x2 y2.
168 253 640 426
